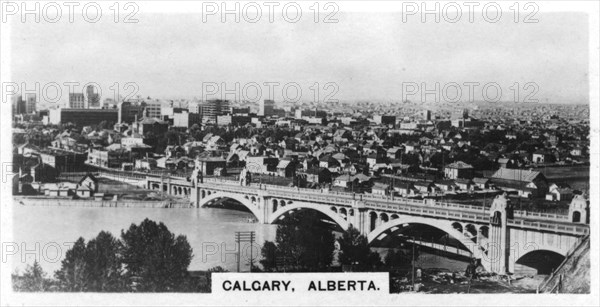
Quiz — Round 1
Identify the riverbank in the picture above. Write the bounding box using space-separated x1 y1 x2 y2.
14 196 192 208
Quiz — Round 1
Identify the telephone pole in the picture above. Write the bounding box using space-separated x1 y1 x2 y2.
235 231 256 272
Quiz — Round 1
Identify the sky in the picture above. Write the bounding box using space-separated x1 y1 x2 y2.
8 6 590 105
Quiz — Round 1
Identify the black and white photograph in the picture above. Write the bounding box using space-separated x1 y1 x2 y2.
0 1 598 305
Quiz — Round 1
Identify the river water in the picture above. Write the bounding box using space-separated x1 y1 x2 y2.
12 205 277 274
11 205 468 276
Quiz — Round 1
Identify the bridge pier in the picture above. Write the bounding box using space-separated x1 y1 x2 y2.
487 194 509 274
350 201 367 234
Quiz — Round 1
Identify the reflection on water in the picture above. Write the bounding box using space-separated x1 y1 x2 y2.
12 205 277 274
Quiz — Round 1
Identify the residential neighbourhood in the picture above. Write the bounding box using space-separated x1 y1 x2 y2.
13 98 590 211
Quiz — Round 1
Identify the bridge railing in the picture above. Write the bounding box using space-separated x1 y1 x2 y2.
513 210 570 222
198 178 577 224
507 219 589 235
363 201 490 223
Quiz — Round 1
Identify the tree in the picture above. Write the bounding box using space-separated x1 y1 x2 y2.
266 211 335 271
55 237 88 291
120 218 193 292
338 225 372 267
338 225 383 271
54 232 123 292
13 261 53 292
83 231 123 291
259 241 277 272
384 249 409 268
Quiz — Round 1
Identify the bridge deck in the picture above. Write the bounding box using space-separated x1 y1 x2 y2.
188 178 588 236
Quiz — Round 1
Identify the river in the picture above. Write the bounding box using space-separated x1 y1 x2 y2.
11 205 469 276
11 205 277 274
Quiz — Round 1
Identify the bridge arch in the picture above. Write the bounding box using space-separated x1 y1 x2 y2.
451 222 463 233
268 202 350 231
380 213 389 223
199 191 263 223
339 208 348 220
367 216 484 266
515 249 566 275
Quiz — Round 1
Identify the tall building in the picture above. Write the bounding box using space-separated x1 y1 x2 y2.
422 109 432 121
200 100 230 124
69 93 86 109
118 101 144 124
86 85 100 108
295 108 327 119
141 100 162 118
373 115 396 126
13 95 26 114
188 101 202 114
49 108 118 126
259 99 275 117
24 94 37 114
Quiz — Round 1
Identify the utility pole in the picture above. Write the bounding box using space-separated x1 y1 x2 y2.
235 231 255 272
411 240 415 291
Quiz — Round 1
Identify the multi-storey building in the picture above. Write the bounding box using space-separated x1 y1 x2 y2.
49 108 118 126
86 85 101 108
141 100 162 118
26 94 37 114
118 101 144 124
200 99 230 124
259 99 275 117
69 93 86 109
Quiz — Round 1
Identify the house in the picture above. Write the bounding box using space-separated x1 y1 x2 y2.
195 157 227 176
300 167 332 184
183 141 204 156
392 182 417 197
165 145 185 158
472 177 490 190
135 158 157 170
435 180 458 192
371 182 390 195
319 155 341 170
532 150 554 164
76 185 93 198
404 142 420 153
489 168 548 198
246 156 279 174
414 181 435 194
207 135 225 148
444 161 474 179
276 160 296 177
333 174 354 188
333 129 352 141
44 182 76 197
331 153 349 168
94 193 105 201
386 147 404 159
545 184 573 202
570 147 583 157
454 178 473 191
366 153 386 169
78 173 99 193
